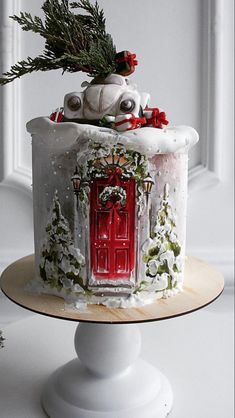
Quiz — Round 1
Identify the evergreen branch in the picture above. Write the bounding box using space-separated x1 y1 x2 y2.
70 1 106 34
0 56 66 85
0 0 117 85
10 12 45 34
72 35 116 78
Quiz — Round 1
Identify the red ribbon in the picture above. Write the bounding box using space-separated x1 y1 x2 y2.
105 200 122 224
145 108 169 129
106 167 122 185
101 168 124 226
115 115 146 130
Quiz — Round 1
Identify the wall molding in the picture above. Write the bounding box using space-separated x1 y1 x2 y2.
188 0 225 191
0 0 32 197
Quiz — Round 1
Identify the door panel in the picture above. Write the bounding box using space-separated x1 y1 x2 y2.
96 248 109 273
116 212 128 239
114 249 129 273
96 211 110 240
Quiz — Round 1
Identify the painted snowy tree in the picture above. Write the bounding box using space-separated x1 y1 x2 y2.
40 191 86 292
141 184 183 293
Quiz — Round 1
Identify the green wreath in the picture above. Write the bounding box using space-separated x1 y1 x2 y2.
99 186 127 207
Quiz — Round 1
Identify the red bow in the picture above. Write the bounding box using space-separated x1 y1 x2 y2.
115 52 138 67
116 51 138 67
145 108 168 129
106 167 122 185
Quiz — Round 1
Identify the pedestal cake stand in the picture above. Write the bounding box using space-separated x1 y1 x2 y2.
1 255 224 418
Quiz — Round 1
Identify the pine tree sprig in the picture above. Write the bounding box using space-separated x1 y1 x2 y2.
0 0 117 86
10 12 45 34
70 1 106 35
0 56 65 85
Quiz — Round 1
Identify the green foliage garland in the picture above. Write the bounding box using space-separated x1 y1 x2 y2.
77 142 148 216
84 142 148 182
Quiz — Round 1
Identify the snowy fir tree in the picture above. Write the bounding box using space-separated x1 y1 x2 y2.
142 184 183 293
40 191 86 292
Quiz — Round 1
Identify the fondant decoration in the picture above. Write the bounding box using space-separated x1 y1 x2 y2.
62 74 168 132
144 107 169 129
114 114 146 131
40 191 86 292
115 50 138 76
99 186 127 208
26 113 198 306
63 74 150 125
71 166 82 197
50 107 64 122
141 184 183 294
76 141 148 217
89 173 136 285
75 142 148 287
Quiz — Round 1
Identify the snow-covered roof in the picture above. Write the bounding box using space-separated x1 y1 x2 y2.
27 117 199 156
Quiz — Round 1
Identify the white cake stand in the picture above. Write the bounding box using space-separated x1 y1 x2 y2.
0 255 224 418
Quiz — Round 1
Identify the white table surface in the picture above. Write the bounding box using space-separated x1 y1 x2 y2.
0 286 234 418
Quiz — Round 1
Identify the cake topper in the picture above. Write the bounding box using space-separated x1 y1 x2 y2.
0 0 138 85
0 0 168 131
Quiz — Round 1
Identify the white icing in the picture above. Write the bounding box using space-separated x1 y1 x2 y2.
89 278 134 287
26 276 182 309
27 117 199 155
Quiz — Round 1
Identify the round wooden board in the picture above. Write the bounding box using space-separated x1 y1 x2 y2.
1 255 224 324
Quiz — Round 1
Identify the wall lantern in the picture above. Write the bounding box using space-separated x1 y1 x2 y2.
71 166 81 196
143 173 154 196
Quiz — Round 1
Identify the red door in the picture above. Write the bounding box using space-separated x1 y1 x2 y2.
90 177 136 280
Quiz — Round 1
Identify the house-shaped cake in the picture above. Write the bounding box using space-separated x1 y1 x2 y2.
27 74 198 308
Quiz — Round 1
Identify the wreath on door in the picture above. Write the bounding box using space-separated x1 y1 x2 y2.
99 186 127 207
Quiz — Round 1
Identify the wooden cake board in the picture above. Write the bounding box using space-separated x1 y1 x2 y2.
1 255 224 418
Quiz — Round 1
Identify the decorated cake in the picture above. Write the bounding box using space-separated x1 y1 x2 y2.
0 0 198 309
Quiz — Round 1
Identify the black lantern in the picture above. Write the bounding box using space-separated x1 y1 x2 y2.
71 166 81 195
143 173 154 195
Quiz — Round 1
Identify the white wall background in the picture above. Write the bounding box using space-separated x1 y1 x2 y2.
0 0 234 284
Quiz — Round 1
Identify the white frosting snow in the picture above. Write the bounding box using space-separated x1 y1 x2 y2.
26 276 181 310
27 117 199 155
